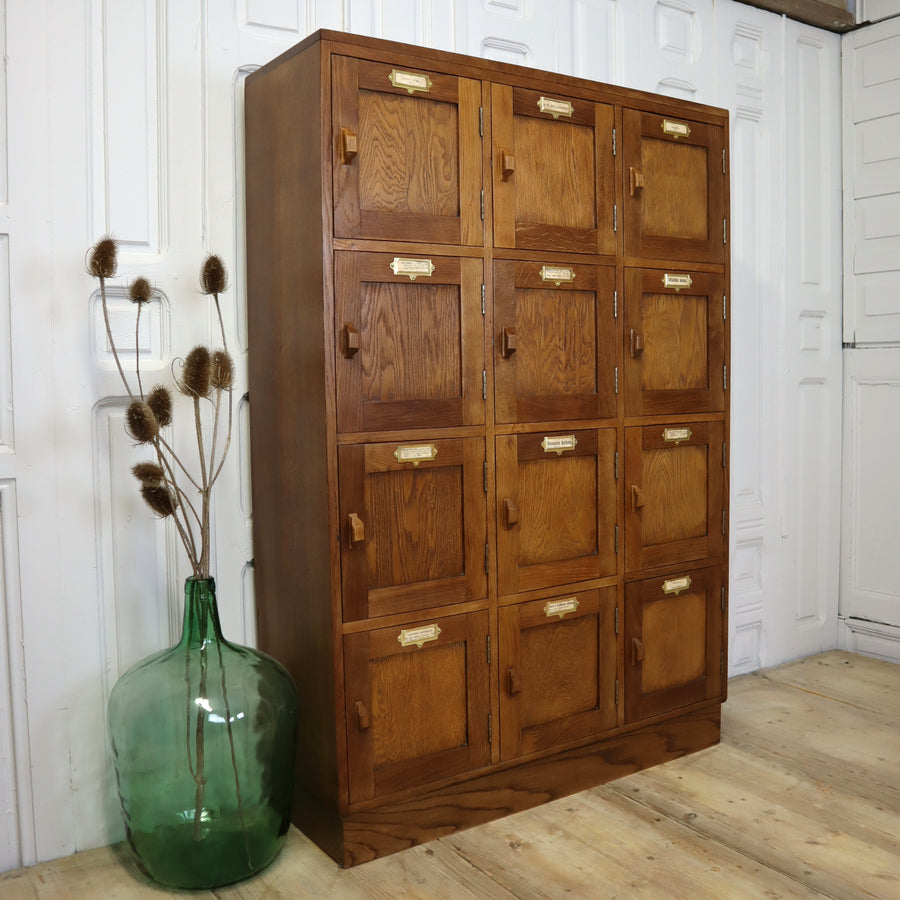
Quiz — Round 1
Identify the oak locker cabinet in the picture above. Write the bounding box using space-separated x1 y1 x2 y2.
245 29 730 867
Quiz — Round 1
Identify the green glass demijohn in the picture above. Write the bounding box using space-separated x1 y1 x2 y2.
108 577 298 889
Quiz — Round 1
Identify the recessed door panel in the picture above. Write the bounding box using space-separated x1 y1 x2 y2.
344 611 490 803
339 438 487 620
494 259 616 423
623 268 726 416
493 84 615 255
496 429 617 596
335 252 484 433
625 566 724 721
499 587 618 760
622 109 725 264
333 56 482 245
624 422 725 573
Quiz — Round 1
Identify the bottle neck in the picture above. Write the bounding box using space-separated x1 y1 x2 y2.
179 577 223 648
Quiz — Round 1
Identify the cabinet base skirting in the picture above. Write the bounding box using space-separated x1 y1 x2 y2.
303 702 722 867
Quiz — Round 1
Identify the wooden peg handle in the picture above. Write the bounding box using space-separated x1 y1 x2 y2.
503 498 519 529
629 166 645 196
507 667 522 696
342 323 360 358
501 326 517 359
348 512 365 546
629 328 644 358
631 484 646 511
499 148 515 182
340 128 358 165
631 637 645 666
354 700 371 731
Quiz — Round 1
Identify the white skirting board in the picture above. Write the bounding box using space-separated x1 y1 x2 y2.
838 616 900 663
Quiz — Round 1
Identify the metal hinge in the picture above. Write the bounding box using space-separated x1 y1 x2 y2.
479 106 484 138
488 713 493 744
615 525 619 555
483 461 488 493
722 442 727 468
723 295 727 320
614 606 619 635
614 450 619 480
723 148 727 174
483 369 487 400
722 509 727 535
614 366 619 394
486 633 491 665
721 586 726 613
723 218 727 244
481 190 485 221
481 284 486 315
612 127 617 157
614 204 618 233
613 289 618 319
723 364 727 392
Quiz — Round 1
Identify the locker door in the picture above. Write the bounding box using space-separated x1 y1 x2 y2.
335 252 485 433
493 259 616 424
499 587 618 760
496 429 617 597
332 55 483 245
624 422 726 573
339 438 487 621
492 84 615 255
625 566 724 721
623 267 726 417
622 108 726 264
344 611 490 803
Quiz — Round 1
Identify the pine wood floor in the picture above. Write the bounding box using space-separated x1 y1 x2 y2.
2 650 898 899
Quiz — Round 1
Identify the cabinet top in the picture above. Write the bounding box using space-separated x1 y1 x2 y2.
248 28 729 126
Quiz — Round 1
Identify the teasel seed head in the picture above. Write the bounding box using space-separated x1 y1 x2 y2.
146 385 172 427
180 345 212 398
211 350 234 390
200 254 228 296
140 483 177 518
87 236 118 279
132 462 165 487
126 400 160 444
128 276 152 305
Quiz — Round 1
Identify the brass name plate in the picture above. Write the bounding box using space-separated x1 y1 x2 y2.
398 624 441 648
663 575 692 596
394 444 437 466
390 257 435 280
662 273 693 291
542 434 578 455
540 265 575 286
389 69 433 94
537 96 574 119
662 118 691 139
544 597 579 619
663 427 692 444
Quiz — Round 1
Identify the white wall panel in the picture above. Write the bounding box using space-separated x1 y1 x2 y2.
0 235 12 450
571 0 617 83
0 0 7 206
465 0 567 71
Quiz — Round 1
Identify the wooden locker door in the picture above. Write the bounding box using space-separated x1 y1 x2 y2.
624 422 725 573
623 268 726 417
493 259 616 424
625 567 724 722
498 587 617 760
332 55 483 245
335 252 485 433
492 84 615 254
344 611 490 804
622 108 725 264
496 429 617 597
339 438 487 621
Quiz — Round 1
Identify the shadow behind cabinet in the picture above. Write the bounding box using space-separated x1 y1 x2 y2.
245 30 730 867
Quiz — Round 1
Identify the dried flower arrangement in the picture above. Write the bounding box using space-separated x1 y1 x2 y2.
87 236 233 580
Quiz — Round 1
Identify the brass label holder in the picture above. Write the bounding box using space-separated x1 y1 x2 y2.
662 273 693 291
389 69 433 94
662 575 692 596
663 427 692 445
544 597 579 619
390 257 435 280
540 265 575 286
398 624 441 648
542 435 578 455
394 444 438 466
537 96 574 119
662 118 691 139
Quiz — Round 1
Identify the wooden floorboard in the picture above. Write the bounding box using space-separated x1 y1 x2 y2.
2 650 898 899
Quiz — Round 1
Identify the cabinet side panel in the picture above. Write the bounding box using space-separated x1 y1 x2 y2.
245 44 342 858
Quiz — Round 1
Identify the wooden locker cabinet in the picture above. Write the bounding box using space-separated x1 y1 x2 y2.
246 30 729 867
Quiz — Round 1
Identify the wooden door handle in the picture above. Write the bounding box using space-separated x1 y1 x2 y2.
503 498 519 529
347 512 365 546
507 667 522 696
499 148 515 181
341 323 360 358
631 637 645 666
354 700 371 731
629 328 644 358
340 128 358 165
631 485 646 511
629 166 644 196
501 326 517 359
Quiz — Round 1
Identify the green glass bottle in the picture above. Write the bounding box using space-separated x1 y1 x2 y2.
108 577 298 888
